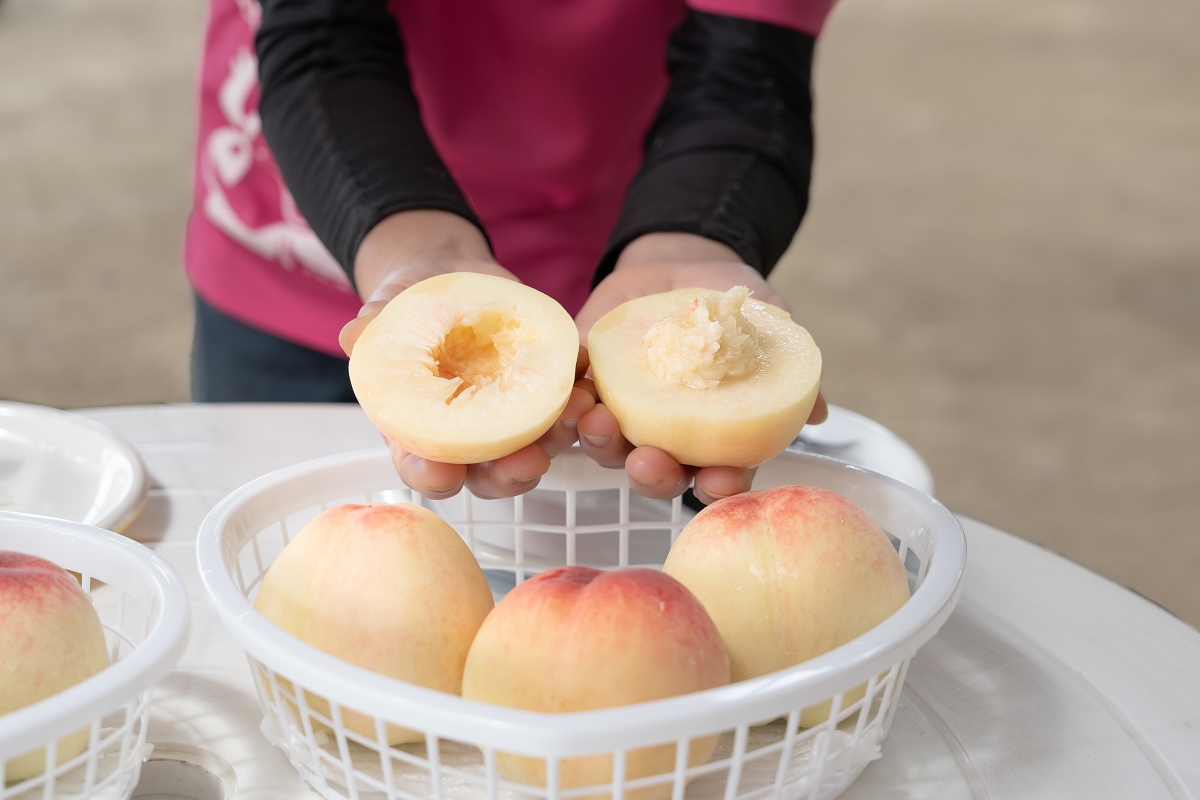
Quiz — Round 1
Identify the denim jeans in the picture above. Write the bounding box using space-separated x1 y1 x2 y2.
190 296 356 403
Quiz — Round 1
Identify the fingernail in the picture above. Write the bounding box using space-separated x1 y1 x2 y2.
631 471 668 489
509 477 541 492
581 433 611 448
562 417 580 431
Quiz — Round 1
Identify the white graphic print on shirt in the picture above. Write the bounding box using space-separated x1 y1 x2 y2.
200 18 352 290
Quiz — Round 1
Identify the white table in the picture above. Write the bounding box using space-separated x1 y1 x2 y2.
79 404 1200 800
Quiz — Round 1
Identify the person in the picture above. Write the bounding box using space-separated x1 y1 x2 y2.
185 0 829 505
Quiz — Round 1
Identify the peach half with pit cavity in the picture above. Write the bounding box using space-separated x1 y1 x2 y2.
350 273 579 464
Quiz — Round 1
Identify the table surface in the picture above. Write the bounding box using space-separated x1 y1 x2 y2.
79 404 1200 800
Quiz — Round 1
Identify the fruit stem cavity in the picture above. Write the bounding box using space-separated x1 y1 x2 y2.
431 311 532 402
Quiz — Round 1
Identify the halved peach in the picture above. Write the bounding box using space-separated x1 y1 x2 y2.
587 287 821 468
349 273 579 464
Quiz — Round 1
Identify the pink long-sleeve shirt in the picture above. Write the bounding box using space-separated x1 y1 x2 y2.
184 0 834 357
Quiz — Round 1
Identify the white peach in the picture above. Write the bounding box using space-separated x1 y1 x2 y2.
1 551 108 782
462 567 730 800
254 503 494 744
588 287 821 468
662 486 910 726
349 273 579 464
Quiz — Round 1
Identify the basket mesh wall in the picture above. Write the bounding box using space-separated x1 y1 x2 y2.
2 576 154 800
227 473 924 800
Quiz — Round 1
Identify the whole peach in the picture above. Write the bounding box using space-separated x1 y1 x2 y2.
462 566 730 800
254 503 494 744
662 485 910 726
1 551 108 782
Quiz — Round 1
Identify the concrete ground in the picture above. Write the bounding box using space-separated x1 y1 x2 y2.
1 0 1197 624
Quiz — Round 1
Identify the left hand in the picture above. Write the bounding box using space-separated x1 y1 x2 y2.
573 233 827 505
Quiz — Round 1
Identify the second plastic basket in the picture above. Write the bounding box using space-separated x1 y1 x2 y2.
0 512 191 800
197 447 965 800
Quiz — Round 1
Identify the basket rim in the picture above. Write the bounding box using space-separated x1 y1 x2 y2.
196 447 966 757
0 511 191 758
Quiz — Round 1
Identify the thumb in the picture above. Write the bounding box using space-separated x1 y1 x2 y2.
339 307 382 358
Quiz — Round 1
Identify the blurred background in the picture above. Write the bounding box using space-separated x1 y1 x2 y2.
1 0 1197 624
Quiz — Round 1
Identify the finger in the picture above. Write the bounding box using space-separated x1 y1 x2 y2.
807 391 828 425
625 446 695 499
388 439 467 500
537 385 596 457
762 289 792 315
575 345 591 381
574 376 599 403
693 466 756 506
466 443 552 499
577 403 633 468
339 309 381 357
574 296 606 345
575 279 644 344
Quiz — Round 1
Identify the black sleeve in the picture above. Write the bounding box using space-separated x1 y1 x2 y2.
595 11 815 286
256 0 486 287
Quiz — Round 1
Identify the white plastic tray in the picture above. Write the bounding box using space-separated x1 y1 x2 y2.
0 403 149 532
791 407 933 495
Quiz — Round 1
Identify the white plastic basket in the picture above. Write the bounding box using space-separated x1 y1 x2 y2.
0 512 191 800
197 448 965 800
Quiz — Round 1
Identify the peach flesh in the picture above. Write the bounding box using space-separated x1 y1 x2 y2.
662 486 911 727
462 566 730 800
349 272 579 463
1 551 108 782
253 503 495 744
587 287 822 468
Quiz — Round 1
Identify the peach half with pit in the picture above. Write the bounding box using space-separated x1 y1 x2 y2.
662 485 911 727
349 273 579 464
254 503 495 744
587 286 821 469
1 551 109 783
462 566 730 800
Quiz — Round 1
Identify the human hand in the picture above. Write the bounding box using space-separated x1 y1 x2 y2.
574 233 827 505
338 210 517 354
341 210 596 500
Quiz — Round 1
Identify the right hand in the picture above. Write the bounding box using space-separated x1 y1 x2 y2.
340 210 595 501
